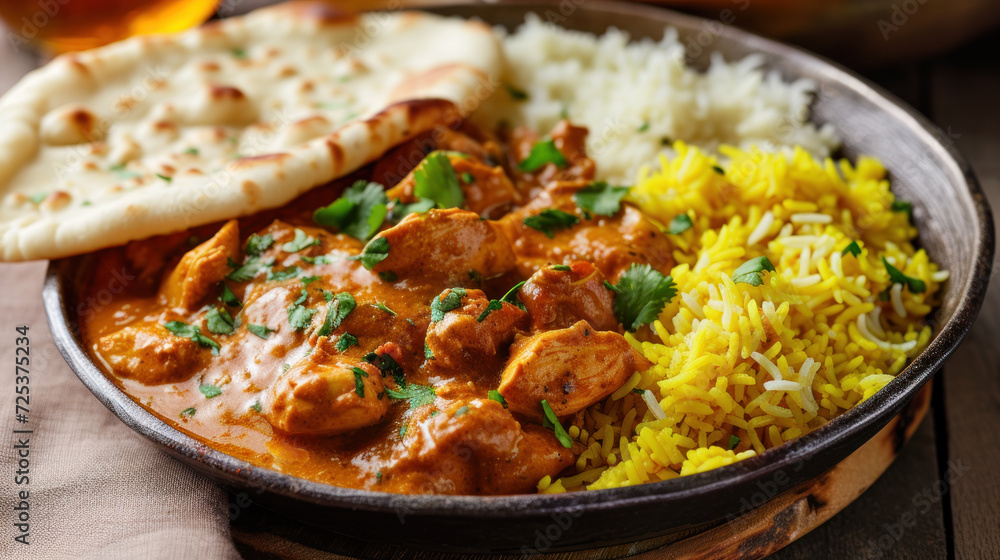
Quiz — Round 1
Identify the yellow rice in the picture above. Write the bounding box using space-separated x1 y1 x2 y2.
537 141 946 493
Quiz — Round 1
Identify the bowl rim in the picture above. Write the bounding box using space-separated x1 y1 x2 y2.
42 0 994 521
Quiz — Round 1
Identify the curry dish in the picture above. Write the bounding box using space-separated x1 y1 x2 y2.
82 121 675 495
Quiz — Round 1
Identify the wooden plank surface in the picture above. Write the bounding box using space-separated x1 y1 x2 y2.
928 32 1000 560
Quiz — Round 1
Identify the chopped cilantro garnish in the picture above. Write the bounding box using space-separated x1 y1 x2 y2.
245 233 274 257
180 407 196 418
199 384 222 398
155 173 172 183
424 343 434 360
454 405 470 417
267 266 300 282
518 139 568 172
205 307 235 335
182 147 199 156
891 199 913 221
110 163 141 180
523 209 579 238
488 390 507 408
573 181 629 217
232 48 247 59
227 257 271 282
503 83 528 100
282 229 321 253
540 399 573 449
313 180 388 241
351 367 368 398
605 264 677 332
335 333 358 352
287 290 317 330
164 321 220 355
476 281 527 322
378 271 398 283
660 137 673 146
364 351 406 386
732 256 776 287
552 264 571 271
667 213 694 235
387 197 435 223
29 192 47 204
399 424 408 438
251 401 262 413
638 121 650 132
729 434 741 450
220 284 241 307
711 165 725 175
385 383 436 409
301 275 320 286
842 241 862 258
358 236 390 270
430 287 467 322
375 302 396 316
414 152 464 209
883 257 926 293
460 172 475 184
300 254 334 265
317 292 355 337
247 324 272 339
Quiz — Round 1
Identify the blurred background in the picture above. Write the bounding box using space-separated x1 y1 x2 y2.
1 0 999 67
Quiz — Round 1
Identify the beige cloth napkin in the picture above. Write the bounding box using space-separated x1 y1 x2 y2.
0 262 241 560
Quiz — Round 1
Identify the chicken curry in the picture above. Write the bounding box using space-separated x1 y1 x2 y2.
81 120 678 495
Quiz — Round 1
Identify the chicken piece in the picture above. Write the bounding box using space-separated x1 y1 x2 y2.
265 340 388 436
367 208 516 284
520 261 618 332
499 320 651 419
386 153 520 218
498 182 673 281
160 220 240 309
425 289 528 373
123 232 189 293
97 323 207 385
387 398 573 495
509 120 596 189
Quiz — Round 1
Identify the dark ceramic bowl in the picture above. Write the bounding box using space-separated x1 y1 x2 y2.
43 1 993 554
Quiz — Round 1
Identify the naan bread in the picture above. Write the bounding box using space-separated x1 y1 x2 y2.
0 2 500 261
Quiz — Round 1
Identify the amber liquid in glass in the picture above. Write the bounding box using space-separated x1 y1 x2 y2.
1 0 220 54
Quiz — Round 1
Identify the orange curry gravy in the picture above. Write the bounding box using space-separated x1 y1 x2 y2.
81 121 674 495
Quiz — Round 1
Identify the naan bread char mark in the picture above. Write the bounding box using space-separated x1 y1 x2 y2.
0 2 502 261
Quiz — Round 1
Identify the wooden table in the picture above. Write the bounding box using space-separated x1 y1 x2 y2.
2 10 997 560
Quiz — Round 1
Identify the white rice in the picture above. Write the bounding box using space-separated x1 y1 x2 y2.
475 15 841 183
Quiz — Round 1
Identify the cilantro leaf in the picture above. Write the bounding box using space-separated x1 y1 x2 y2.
476 280 527 322
375 302 396 316
891 199 913 221
364 352 405 386
385 383 437 409
667 213 693 235
732 256 776 287
541 399 573 448
518 139 568 172
287 290 317 330
317 292 355 337
251 401 262 413
503 83 528 100
424 343 434 360
245 233 274 256
300 254 334 265
605 264 677 332
227 257 272 282
205 307 235 335
164 321 220 355
358 236 389 270
488 390 508 408
247 324 272 339
729 435 741 450
220 284 242 307
414 152 464 209
335 333 358 352
180 407 196 419
523 209 579 238
476 300 502 323
378 271 398 282
387 197 435 223
300 275 320 286
282 228 321 252
551 264 571 271
842 240 862 258
430 287 467 322
573 181 629 217
313 180 389 241
199 384 222 398
460 172 475 184
711 165 725 175
883 257 926 293
267 266 300 282
351 367 368 398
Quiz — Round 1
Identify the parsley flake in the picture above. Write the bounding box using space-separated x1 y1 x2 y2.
351 367 368 398
313 180 388 241
205 307 235 335
282 229 321 253
883 257 926 293
287 290 317 330
335 333 358 352
891 199 913 221
732 256 776 287
488 390 508 408
199 384 222 398
220 284 242 307
385 383 437 409
523 209 579 238
454 405 469 417
605 264 677 332
227 257 272 282
842 241 862 258
552 264 571 271
518 139 568 172
503 83 529 100
476 281 527 322
244 233 274 256
317 292 355 337
667 213 694 235
358 236 390 270
267 266 300 282
247 324 272 339
387 197 435 223
180 407 196 418
364 351 406 386
430 288 467 322
376 302 396 316
424 343 434 360
573 181 629 217
729 435 741 450
251 401 262 413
